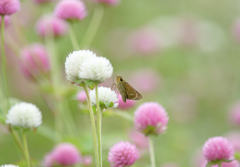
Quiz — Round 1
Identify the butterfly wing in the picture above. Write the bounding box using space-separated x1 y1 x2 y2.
124 82 142 100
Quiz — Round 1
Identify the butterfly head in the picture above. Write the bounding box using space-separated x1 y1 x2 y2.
116 76 123 82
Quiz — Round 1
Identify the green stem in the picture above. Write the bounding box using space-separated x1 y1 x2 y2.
219 162 222 167
69 23 79 50
10 127 26 157
149 136 156 167
22 130 31 167
1 15 10 111
95 84 102 167
80 5 105 48
83 82 99 167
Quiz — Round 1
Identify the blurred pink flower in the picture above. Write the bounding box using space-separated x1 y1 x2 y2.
43 152 54 167
129 130 148 150
232 19 240 42
81 156 92 166
54 0 87 21
161 162 179 167
202 137 234 163
117 94 136 110
134 102 169 136
225 131 240 152
34 0 54 4
36 14 68 38
0 0 20 15
52 143 81 166
108 141 139 167
129 69 161 93
77 91 87 102
229 101 240 126
211 161 240 167
128 28 161 54
93 0 119 6
20 43 50 79
0 15 10 28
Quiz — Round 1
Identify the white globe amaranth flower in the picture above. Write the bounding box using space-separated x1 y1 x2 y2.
6 102 42 129
65 50 97 82
79 56 113 83
1 165 19 167
89 86 118 109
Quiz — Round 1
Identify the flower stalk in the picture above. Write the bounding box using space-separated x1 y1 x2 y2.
95 84 102 167
83 82 99 167
149 136 156 167
80 5 105 48
22 130 31 167
69 23 79 50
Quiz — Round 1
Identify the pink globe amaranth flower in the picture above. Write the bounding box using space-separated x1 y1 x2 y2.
134 102 169 136
211 161 240 167
54 0 87 21
77 91 87 102
229 101 240 126
42 152 54 167
52 143 81 166
226 131 240 152
0 0 20 15
81 156 92 166
108 141 139 167
0 15 10 28
117 94 136 110
202 137 234 163
129 69 161 93
93 0 119 6
129 130 148 150
20 43 50 79
36 14 68 38
128 27 161 54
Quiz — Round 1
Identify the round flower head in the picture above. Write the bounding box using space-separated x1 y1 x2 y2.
94 0 119 6
108 141 139 167
202 137 234 163
117 94 136 110
54 0 87 21
0 16 10 28
0 0 20 15
79 57 113 83
81 156 92 166
36 14 68 38
34 0 54 4
0 165 19 167
89 86 118 109
134 102 169 136
20 43 50 79
65 50 97 82
52 143 81 166
6 102 42 129
77 91 87 102
229 101 240 126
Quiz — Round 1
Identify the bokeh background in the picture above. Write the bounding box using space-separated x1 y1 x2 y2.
1 0 240 166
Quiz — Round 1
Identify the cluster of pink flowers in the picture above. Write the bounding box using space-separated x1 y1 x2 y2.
43 143 92 167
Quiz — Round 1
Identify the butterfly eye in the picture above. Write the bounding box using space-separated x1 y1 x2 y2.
120 78 123 81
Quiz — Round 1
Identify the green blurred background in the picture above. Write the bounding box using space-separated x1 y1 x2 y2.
1 0 240 166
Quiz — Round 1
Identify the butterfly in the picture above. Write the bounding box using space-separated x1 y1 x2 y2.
116 76 142 103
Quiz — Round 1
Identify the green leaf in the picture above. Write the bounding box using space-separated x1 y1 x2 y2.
235 152 240 160
99 101 107 109
92 106 97 114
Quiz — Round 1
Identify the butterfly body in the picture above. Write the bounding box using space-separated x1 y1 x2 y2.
116 76 142 102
